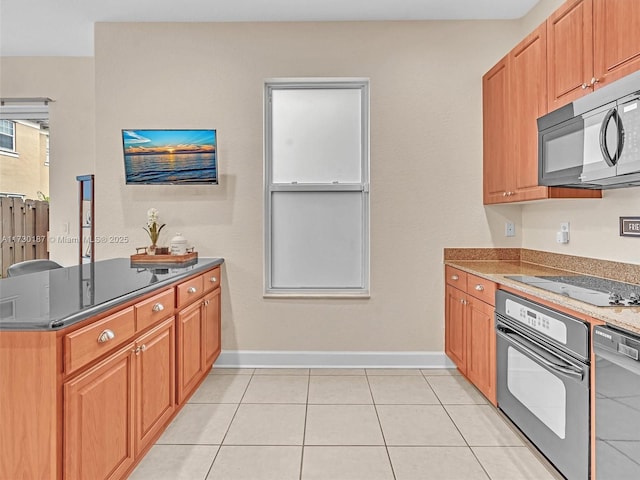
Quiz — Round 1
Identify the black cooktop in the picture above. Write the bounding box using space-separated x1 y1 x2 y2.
506 274 640 307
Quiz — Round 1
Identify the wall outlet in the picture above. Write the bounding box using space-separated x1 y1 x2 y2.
505 221 515 237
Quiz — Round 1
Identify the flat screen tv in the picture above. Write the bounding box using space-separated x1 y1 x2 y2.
122 129 217 184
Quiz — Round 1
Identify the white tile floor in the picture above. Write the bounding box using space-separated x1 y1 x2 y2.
129 368 561 480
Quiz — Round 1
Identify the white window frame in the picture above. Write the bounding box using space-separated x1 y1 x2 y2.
0 120 16 152
264 78 370 297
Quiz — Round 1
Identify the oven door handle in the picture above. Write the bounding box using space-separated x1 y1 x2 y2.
496 324 584 381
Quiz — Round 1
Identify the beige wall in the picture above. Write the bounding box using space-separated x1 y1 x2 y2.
0 57 96 266
0 122 49 199
93 21 522 352
518 0 564 34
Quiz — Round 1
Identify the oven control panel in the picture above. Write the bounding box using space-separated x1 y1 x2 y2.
505 299 568 344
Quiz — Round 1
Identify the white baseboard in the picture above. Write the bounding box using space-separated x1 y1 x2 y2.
214 350 456 369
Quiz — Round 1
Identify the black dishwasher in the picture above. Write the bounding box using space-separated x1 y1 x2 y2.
594 325 640 479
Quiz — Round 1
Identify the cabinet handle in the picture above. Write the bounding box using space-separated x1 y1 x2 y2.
475 284 485 292
451 274 459 281
134 344 147 356
97 329 115 343
503 192 508 197
210 276 217 283
152 303 164 312
582 77 600 90
187 287 197 294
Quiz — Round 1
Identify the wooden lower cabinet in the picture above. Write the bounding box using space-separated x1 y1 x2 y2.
445 285 467 376
203 288 221 368
445 269 497 405
135 319 176 454
466 299 496 403
64 342 136 480
0 265 223 480
64 318 175 480
177 301 206 404
177 286 222 403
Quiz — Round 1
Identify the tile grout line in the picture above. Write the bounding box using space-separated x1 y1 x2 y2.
365 371 397 480
423 370 494 480
299 370 311 480
202 370 256 480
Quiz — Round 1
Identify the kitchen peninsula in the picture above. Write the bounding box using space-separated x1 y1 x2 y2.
0 257 223 480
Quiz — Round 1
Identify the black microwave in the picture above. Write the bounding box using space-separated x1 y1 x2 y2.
538 71 640 189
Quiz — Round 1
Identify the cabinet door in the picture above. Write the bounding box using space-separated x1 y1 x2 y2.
64 344 135 480
547 0 594 110
483 56 512 204
135 318 176 455
511 24 550 201
177 301 205 404
466 299 497 406
202 289 221 369
445 285 466 375
593 0 640 87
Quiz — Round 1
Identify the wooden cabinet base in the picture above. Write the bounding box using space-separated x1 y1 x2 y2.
0 266 222 480
0 331 59 480
445 268 497 405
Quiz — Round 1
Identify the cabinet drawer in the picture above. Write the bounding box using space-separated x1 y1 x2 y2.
135 288 175 332
445 266 467 288
64 307 135 374
466 274 496 306
177 274 205 309
203 267 221 294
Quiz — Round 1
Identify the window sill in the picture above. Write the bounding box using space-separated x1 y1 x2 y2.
0 150 19 158
264 291 370 299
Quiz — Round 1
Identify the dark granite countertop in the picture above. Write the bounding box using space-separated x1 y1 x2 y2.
0 257 224 331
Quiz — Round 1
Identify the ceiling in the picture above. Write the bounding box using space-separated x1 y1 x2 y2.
0 0 540 57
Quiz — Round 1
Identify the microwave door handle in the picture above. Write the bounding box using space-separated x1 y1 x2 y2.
599 108 623 166
615 110 625 160
496 324 584 380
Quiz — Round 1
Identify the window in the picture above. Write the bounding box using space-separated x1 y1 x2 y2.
264 79 370 296
0 120 15 151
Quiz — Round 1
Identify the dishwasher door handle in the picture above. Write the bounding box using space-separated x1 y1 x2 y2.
497 324 585 381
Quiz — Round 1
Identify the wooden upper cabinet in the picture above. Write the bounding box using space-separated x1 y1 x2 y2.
547 0 594 110
482 8 603 205
511 24 550 200
482 56 512 204
548 0 640 110
593 0 640 87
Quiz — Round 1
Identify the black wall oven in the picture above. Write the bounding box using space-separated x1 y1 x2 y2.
495 290 590 480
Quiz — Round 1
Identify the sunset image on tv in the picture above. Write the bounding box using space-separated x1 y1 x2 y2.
122 129 217 184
